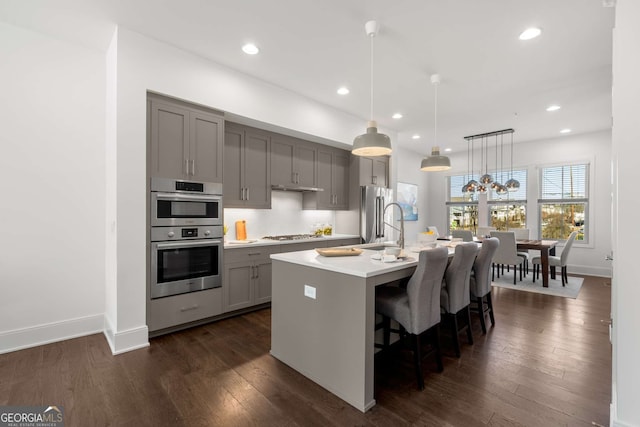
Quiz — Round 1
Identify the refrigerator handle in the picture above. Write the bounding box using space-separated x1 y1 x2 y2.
377 196 385 238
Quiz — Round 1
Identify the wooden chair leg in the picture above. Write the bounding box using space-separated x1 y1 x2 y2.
487 292 495 326
465 306 473 345
477 296 487 334
382 316 391 348
433 325 444 373
412 334 424 390
532 264 536 282
451 313 461 358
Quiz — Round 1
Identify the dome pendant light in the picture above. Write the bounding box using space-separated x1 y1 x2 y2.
352 21 392 157
421 74 451 171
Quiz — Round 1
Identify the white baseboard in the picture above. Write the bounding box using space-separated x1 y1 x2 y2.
103 316 149 355
0 314 103 354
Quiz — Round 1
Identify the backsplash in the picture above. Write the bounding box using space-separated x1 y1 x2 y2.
224 191 336 239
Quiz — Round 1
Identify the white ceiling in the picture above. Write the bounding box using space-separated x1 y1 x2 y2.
0 0 615 154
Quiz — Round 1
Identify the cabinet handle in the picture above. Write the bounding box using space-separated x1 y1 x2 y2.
372 176 377 185
296 172 299 184
246 188 250 200
254 266 259 279
240 188 244 200
292 172 296 184
180 304 199 312
248 251 262 256
184 159 189 175
190 159 195 176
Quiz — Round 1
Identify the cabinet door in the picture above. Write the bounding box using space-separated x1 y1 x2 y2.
190 111 223 183
271 136 296 186
150 101 189 179
372 156 389 188
254 260 272 304
223 125 245 207
244 130 271 208
296 142 317 187
332 150 350 209
316 150 334 209
224 262 253 312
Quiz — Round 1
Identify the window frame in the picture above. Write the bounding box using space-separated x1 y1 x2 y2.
537 162 590 243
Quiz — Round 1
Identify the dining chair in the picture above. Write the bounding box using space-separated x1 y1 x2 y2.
469 237 499 334
532 231 578 286
509 227 531 275
452 229 473 242
440 242 478 357
375 246 449 390
476 226 496 238
490 231 524 284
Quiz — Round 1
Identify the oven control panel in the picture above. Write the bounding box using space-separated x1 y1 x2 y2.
151 225 223 242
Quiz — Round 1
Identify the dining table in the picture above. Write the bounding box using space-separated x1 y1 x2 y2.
515 239 558 287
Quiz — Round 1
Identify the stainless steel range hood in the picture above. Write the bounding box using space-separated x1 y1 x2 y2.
271 184 324 192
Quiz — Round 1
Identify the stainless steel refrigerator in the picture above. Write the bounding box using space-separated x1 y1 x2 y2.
360 186 394 244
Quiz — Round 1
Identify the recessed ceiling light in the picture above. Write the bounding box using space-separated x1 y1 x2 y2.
392 113 403 119
242 43 259 55
546 105 561 112
444 148 452 152
337 87 349 95
560 128 572 134
412 134 421 140
519 27 542 40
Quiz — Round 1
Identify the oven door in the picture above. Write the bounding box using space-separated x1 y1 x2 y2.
151 192 222 227
150 239 222 299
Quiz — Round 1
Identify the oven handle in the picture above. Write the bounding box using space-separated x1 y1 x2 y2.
154 192 221 201
155 239 222 250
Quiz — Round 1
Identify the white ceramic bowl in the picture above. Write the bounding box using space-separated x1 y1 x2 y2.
384 247 401 257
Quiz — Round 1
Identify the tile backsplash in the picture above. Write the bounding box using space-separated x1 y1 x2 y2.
224 191 336 239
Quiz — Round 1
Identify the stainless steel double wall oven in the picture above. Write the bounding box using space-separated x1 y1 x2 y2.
150 178 223 299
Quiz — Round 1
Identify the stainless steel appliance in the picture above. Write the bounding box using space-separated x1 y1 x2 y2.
150 178 223 299
360 185 394 244
151 177 223 227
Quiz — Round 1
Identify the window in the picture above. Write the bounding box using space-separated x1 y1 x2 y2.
447 174 478 233
538 164 588 241
488 169 527 230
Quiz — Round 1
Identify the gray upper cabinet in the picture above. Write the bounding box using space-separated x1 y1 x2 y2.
271 135 318 188
149 96 223 183
303 147 349 210
357 155 389 187
224 123 271 208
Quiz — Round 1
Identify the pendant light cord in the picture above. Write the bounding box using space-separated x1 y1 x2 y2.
370 32 374 121
510 132 514 179
433 83 438 148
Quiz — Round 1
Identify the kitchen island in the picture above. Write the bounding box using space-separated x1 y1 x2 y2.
269 248 422 412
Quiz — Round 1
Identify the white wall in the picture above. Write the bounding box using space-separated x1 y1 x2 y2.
426 130 612 277
611 1 640 425
0 23 106 352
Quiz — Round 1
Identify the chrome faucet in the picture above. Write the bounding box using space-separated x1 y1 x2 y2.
383 202 405 250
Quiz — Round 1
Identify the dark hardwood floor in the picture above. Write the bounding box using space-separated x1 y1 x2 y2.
1 275 611 426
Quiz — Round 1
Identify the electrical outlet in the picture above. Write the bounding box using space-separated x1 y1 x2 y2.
304 285 316 299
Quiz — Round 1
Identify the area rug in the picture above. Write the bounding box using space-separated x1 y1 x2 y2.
491 271 583 299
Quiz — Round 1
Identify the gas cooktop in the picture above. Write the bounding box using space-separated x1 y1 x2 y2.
262 234 323 241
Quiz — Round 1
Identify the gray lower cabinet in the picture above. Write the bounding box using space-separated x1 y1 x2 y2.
303 147 350 210
147 287 223 332
149 95 224 183
223 245 279 312
224 123 271 208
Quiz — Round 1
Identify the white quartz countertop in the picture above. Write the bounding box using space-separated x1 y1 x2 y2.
224 233 360 249
270 248 421 278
